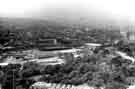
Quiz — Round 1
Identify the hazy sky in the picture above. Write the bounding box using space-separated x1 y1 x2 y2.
0 0 135 25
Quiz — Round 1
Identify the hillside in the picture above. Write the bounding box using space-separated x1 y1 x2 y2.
0 17 69 29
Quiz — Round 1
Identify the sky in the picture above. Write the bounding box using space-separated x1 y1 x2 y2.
0 0 135 26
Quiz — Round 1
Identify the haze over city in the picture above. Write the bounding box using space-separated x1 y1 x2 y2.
0 0 135 28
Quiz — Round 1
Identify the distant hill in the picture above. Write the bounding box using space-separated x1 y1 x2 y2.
0 17 70 30
0 17 128 31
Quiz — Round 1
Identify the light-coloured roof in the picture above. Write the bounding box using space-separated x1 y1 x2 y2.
31 82 95 89
32 82 51 87
127 84 135 89
85 43 102 46
0 63 9 66
58 48 80 53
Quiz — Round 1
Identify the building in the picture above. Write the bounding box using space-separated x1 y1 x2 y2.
84 43 102 47
83 43 102 51
120 30 135 42
30 82 51 89
127 84 135 89
37 39 70 51
30 82 95 89
37 39 57 51
37 39 57 49
128 32 135 41
36 57 65 65
57 48 82 58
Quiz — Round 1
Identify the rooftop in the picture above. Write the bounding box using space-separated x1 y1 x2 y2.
85 43 102 47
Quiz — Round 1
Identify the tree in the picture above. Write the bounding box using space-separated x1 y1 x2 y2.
105 82 127 89
0 71 4 82
80 71 93 83
126 77 135 85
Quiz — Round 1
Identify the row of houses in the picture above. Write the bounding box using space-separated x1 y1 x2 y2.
30 82 100 89
30 80 135 89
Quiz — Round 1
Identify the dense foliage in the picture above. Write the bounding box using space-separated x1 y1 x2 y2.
1 53 132 89
0 46 135 89
38 54 133 89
